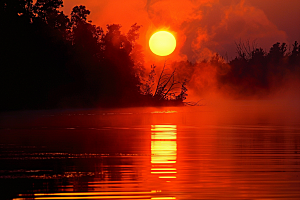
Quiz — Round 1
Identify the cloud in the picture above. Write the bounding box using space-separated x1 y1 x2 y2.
208 0 287 59
177 0 288 61
146 0 202 28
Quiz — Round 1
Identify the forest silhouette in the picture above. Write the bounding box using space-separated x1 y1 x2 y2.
1 0 300 111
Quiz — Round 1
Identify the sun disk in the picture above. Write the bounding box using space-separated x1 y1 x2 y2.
149 31 176 56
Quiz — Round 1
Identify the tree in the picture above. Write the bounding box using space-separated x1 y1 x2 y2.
100 24 141 105
71 5 90 23
33 0 63 20
70 6 102 55
144 63 187 104
127 23 145 80
290 41 300 68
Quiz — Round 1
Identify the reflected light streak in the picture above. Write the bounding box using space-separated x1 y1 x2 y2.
151 171 177 174
151 125 177 132
151 168 176 171
151 160 176 164
34 191 157 196
151 132 176 140
151 111 177 114
151 125 177 179
33 191 160 200
158 176 176 179
34 196 151 199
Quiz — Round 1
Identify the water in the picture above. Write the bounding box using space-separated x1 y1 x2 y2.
0 101 300 200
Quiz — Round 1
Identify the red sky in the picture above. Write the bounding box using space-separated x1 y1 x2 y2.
61 0 300 62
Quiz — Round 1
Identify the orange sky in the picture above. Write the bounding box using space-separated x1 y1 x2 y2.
61 0 300 63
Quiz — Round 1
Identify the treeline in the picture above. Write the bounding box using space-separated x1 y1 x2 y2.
1 1 300 111
172 41 300 98
220 41 300 96
1 0 150 110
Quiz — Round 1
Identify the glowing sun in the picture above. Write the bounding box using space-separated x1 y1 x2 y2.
149 31 176 56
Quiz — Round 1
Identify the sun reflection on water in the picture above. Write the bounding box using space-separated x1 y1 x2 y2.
151 125 177 180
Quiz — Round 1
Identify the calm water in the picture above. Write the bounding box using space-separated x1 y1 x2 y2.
1 101 300 200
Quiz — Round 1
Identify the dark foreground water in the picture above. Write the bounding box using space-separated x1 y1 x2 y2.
1 101 300 200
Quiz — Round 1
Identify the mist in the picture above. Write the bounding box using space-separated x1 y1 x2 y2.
167 44 300 106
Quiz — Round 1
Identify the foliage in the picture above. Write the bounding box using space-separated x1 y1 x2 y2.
0 0 144 110
141 64 156 96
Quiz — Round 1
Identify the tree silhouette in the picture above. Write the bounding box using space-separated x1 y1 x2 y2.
1 0 299 110
215 41 300 97
100 24 141 106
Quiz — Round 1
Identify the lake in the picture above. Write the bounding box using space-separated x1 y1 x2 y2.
1 100 300 200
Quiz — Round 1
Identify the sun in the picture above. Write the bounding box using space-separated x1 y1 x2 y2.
149 31 176 56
